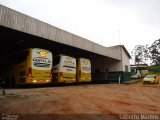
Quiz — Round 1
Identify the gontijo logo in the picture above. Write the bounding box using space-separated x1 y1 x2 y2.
82 59 89 65
36 51 49 57
33 57 49 63
64 57 75 65
66 57 73 62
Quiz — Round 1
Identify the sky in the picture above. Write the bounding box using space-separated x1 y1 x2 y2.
0 0 160 61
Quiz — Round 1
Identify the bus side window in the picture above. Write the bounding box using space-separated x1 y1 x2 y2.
4 50 29 65
131 68 136 73
15 51 29 64
135 69 137 73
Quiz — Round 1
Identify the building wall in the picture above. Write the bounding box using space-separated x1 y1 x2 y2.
92 46 130 73
106 59 123 72
92 46 131 81
121 48 131 72
92 57 122 73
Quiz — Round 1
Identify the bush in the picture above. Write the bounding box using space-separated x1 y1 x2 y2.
148 66 160 74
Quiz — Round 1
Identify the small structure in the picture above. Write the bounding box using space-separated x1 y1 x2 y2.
92 45 131 83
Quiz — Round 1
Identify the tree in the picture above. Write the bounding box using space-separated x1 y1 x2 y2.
149 39 160 65
131 45 149 65
143 44 150 63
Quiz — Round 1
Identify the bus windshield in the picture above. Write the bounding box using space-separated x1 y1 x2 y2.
32 48 52 70
80 58 91 73
61 55 76 73
131 67 137 74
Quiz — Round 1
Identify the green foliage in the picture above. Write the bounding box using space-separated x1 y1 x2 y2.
148 66 160 74
131 45 149 64
132 39 160 65
149 39 160 65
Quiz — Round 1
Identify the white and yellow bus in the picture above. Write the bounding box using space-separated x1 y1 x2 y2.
4 48 53 86
131 64 148 79
77 58 91 82
52 54 76 83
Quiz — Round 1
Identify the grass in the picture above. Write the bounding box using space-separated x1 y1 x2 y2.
148 71 160 75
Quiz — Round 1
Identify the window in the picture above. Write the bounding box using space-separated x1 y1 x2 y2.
4 50 29 65
15 50 29 63
131 67 137 73
125 65 128 72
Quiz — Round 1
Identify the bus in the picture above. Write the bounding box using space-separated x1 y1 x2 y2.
131 64 148 79
52 54 76 83
77 58 91 82
3 48 53 86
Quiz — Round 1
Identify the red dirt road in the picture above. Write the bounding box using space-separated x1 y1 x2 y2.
0 82 160 120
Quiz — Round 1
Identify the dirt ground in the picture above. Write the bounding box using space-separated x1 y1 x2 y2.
0 82 160 120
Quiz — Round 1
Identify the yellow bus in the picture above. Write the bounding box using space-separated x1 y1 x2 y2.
4 48 53 86
77 58 91 82
52 54 76 83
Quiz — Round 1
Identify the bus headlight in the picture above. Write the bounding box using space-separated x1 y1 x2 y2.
32 80 37 83
46 80 49 82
